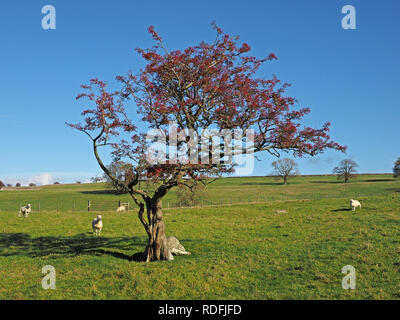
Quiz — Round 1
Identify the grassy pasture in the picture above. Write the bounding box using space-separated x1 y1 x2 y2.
0 174 399 299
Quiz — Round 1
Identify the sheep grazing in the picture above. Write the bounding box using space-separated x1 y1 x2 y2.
18 204 31 218
350 199 361 211
92 215 103 235
116 206 126 212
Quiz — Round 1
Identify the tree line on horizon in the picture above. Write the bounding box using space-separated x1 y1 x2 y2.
271 157 400 184
0 181 61 188
0 157 399 190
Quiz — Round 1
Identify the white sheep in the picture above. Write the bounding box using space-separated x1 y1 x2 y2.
116 206 126 212
18 204 31 217
350 199 361 211
92 215 103 235
166 236 191 261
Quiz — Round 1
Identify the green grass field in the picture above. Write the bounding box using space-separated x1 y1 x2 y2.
0 174 399 299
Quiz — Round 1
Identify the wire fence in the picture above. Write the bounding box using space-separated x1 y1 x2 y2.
0 190 365 213
0 200 133 213
0 199 89 213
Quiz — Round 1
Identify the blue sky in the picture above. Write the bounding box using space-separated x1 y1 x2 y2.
0 0 399 185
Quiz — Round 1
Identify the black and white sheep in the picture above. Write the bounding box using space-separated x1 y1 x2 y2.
92 215 103 235
18 204 31 217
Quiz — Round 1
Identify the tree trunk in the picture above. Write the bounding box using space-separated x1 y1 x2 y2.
283 176 287 185
144 198 171 262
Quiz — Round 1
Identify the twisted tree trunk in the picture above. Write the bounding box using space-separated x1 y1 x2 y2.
144 198 170 261
134 185 174 262
93 139 174 262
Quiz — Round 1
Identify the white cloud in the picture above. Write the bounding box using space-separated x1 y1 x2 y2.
28 173 54 185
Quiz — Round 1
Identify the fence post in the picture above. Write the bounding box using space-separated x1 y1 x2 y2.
38 201 40 213
88 200 91 212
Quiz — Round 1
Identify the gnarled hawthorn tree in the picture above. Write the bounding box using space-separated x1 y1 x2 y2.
67 23 346 262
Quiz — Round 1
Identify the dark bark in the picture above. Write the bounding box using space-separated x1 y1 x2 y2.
131 185 173 262
143 198 169 261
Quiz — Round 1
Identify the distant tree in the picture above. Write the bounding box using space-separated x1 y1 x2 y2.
393 157 400 178
176 181 207 206
15 183 21 187
0 181 5 189
54 182 60 185
103 161 138 194
271 158 300 184
29 183 36 187
333 159 358 183
76 181 82 184
7 184 12 187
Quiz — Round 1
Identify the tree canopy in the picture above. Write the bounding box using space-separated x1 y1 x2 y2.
68 23 346 261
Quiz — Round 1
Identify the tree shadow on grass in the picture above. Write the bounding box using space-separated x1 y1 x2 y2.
240 182 282 186
87 248 145 262
364 179 394 182
0 233 146 262
310 181 342 184
331 208 352 212
80 190 123 195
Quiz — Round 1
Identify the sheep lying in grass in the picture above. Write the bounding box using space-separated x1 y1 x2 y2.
166 236 191 261
350 199 361 211
18 204 31 218
116 206 126 212
92 215 103 235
